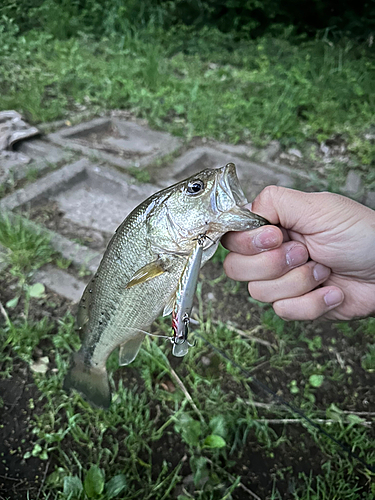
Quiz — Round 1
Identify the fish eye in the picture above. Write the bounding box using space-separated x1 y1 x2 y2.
186 179 204 195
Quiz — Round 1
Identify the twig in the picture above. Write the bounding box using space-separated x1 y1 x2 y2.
342 411 375 416
332 349 346 369
246 400 375 418
0 474 24 482
205 458 262 500
252 418 372 427
213 321 275 348
36 459 50 500
245 401 275 409
247 360 270 375
0 300 11 326
169 367 204 423
153 404 161 425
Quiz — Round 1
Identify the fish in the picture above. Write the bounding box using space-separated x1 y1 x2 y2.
63 162 269 408
171 233 207 358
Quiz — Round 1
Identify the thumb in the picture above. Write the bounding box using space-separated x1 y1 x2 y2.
251 186 353 233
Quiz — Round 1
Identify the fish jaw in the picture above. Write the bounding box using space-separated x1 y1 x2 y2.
218 162 248 207
214 204 269 232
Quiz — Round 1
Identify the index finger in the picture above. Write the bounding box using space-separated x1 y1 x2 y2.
221 225 283 256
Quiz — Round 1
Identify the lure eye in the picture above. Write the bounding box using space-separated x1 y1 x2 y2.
186 179 204 195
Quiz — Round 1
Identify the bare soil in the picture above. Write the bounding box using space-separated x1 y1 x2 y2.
0 261 374 499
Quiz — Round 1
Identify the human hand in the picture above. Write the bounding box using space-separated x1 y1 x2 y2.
222 186 375 321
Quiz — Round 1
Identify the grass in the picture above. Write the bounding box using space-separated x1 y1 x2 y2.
0 19 374 500
0 213 55 276
0 219 374 498
0 24 374 183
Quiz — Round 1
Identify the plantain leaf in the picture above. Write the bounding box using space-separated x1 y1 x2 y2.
203 434 226 449
84 465 105 498
28 282 45 298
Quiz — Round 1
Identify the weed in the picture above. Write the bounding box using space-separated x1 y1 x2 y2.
0 30 374 182
128 166 151 184
361 344 375 372
0 214 55 276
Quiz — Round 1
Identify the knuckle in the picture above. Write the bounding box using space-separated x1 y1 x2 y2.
303 307 322 321
259 185 280 205
273 297 324 321
302 264 315 282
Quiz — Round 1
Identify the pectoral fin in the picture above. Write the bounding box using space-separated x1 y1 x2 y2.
126 260 166 289
119 334 145 366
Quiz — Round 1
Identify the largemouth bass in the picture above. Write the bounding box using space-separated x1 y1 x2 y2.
64 163 269 408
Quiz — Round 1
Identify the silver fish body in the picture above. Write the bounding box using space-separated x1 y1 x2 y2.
64 163 269 408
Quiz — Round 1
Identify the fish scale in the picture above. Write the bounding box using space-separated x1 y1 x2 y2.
64 163 269 408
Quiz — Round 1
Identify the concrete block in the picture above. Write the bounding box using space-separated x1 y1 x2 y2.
15 138 66 166
343 170 362 195
0 158 88 211
0 158 161 273
365 191 375 210
160 146 300 200
0 243 8 273
33 265 86 302
53 164 158 234
48 117 182 170
254 140 281 162
0 138 67 187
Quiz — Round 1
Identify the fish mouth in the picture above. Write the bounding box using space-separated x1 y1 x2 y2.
213 163 269 228
219 162 248 207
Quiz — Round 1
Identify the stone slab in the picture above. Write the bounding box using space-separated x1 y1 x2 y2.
33 265 86 302
0 158 89 211
0 243 8 273
48 117 182 170
343 170 362 196
15 138 68 166
0 138 67 186
0 158 159 234
53 165 158 234
155 146 300 201
0 158 161 272
365 191 375 210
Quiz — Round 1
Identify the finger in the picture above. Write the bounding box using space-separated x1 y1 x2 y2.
273 286 344 321
250 186 339 233
222 225 283 255
252 186 374 236
248 262 331 303
223 241 309 281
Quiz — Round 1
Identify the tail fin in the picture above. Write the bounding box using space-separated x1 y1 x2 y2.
63 352 111 409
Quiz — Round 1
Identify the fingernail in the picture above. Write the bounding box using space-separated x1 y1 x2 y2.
254 228 279 250
286 245 308 267
324 289 343 307
313 263 331 282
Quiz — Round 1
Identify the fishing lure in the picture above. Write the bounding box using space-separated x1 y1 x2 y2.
171 234 207 357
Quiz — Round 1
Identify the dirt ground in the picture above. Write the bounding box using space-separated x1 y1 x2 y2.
0 259 374 499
